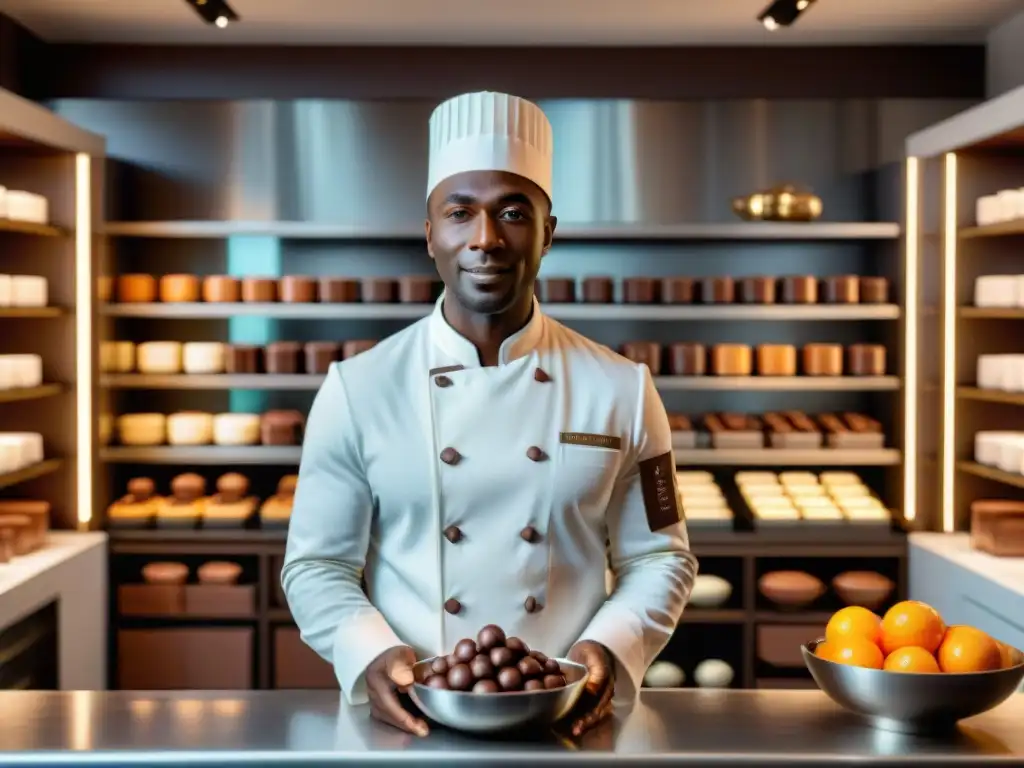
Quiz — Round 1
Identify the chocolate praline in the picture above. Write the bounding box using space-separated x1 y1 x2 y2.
447 663 474 691
498 667 524 691
470 654 495 680
454 638 478 663
529 650 548 664
477 624 507 650
543 658 561 674
518 656 543 678
426 675 450 690
543 674 566 689
473 679 500 694
524 679 545 691
506 637 529 658
430 657 449 676
490 646 515 668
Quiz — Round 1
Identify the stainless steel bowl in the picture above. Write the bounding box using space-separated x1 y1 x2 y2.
408 658 589 735
803 638 1024 734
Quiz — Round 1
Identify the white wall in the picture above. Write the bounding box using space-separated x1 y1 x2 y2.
987 8 1024 97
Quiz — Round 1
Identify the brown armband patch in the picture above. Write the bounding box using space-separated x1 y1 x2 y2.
638 451 681 531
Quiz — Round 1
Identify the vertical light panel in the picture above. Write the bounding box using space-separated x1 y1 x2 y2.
75 153 93 527
902 157 920 523
941 153 958 533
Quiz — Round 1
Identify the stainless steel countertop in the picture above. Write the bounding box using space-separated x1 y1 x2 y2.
0 689 1023 766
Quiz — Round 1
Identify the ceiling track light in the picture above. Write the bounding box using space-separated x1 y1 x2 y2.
758 0 816 30
182 0 239 28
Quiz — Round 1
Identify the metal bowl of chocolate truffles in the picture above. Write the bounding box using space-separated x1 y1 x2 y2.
409 624 589 734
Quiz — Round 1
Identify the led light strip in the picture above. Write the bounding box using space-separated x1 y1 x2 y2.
75 153 93 527
902 157 920 523
941 153 958 533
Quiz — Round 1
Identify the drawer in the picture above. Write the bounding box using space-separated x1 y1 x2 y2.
273 627 336 689
119 585 184 616
118 585 255 618
756 624 823 668
117 628 254 689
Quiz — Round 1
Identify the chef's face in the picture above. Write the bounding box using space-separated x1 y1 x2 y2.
425 170 556 315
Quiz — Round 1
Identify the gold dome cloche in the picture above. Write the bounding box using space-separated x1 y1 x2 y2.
732 184 823 222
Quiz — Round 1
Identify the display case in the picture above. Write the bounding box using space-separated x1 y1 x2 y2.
0 88 103 537
906 83 1024 536
45 96 950 690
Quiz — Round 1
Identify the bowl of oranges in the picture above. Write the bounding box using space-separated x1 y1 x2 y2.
802 600 1024 734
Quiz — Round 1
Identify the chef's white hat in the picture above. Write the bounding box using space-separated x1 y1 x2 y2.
427 91 553 201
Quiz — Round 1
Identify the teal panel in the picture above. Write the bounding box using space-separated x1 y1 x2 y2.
227 236 281 412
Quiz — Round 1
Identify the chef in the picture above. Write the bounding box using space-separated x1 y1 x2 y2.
282 91 698 738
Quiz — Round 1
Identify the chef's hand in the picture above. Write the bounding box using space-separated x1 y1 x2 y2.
565 641 615 736
365 645 429 737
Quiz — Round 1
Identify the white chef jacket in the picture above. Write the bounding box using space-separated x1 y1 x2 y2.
282 294 698 706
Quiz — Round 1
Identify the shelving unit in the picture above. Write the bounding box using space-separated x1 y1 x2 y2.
906 82 1024 532
79 94 912 693
0 88 104 532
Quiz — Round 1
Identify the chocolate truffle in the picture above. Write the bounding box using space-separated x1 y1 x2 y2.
477 624 506 650
490 646 515 668
505 637 529 658
518 656 544 678
454 638 478 663
426 675 450 690
497 666 524 691
524 679 545 692
543 674 567 689
543 658 561 674
447 663 474 691
430 657 449 676
470 654 495 680
473 679 500 694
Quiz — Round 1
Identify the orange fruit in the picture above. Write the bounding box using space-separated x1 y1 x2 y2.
822 637 884 669
996 640 1016 669
880 601 946 655
883 646 941 673
937 625 1002 673
815 640 839 662
826 606 883 646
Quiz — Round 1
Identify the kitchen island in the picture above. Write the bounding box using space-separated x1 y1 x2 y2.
0 689 1022 766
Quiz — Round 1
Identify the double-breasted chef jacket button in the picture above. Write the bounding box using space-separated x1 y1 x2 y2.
520 525 541 543
534 367 551 383
526 446 546 462
444 598 462 615
440 447 461 465
435 375 453 388
524 596 542 613
444 525 462 543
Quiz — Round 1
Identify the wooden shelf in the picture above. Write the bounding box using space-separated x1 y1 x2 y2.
99 446 900 467
957 461 1024 490
959 219 1024 239
957 386 1024 406
100 302 900 321
101 373 902 392
753 611 833 624
101 220 901 241
677 449 900 466
0 307 64 318
0 459 62 491
0 384 63 403
0 219 66 237
681 609 747 623
959 307 1024 319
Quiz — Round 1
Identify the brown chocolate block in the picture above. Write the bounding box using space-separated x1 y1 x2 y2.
847 344 886 376
362 278 398 303
260 410 305 446
225 345 261 374
318 278 360 303
242 278 277 303
582 277 614 303
822 275 859 304
280 276 318 303
701 277 735 304
660 278 695 304
265 342 302 374
667 343 706 376
621 342 662 374
739 277 776 304
304 342 340 374
859 277 889 304
542 278 575 303
203 276 241 303
780 276 818 304
399 276 436 303
623 277 659 304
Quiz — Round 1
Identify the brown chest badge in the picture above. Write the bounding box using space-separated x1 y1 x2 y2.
559 432 622 450
638 451 682 531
